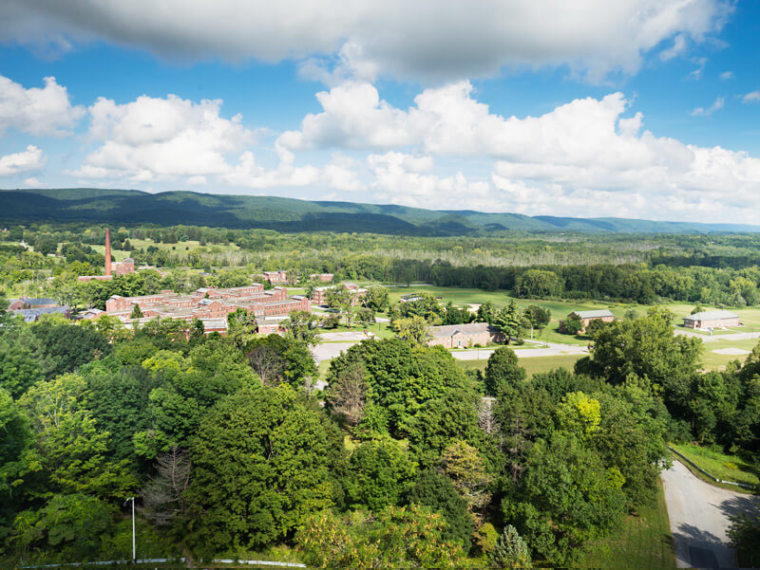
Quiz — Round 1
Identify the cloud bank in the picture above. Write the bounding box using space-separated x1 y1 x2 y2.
0 0 731 81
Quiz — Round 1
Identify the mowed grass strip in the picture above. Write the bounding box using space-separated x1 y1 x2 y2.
670 443 760 487
576 479 675 569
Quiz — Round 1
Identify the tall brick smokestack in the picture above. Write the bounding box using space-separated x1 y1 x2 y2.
105 228 112 276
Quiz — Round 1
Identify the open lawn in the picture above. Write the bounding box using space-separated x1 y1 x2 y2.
456 353 584 377
387 284 642 346
575 479 675 568
699 336 758 370
89 244 132 261
128 238 241 252
670 443 760 487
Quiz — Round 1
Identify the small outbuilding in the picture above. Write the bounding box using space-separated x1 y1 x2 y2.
683 310 740 330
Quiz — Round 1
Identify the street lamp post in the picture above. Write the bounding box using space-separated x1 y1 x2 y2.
124 497 136 561
131 496 135 561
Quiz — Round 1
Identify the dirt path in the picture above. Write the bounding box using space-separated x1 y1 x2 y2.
661 460 758 568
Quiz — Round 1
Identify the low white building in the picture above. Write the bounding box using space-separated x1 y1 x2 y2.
683 310 740 330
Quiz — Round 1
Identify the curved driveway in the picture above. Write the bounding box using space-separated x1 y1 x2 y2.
661 460 758 568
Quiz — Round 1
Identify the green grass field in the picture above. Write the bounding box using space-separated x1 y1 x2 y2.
699 336 757 370
670 443 760 487
128 238 241 252
575 479 675 568
90 244 132 261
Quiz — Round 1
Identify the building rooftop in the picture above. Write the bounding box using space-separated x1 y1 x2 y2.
572 309 615 319
428 322 490 337
684 310 739 321
16 306 69 322
11 297 58 306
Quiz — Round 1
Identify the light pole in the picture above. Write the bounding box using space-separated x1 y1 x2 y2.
124 497 136 561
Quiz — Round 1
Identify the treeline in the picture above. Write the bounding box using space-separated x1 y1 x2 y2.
6 224 760 309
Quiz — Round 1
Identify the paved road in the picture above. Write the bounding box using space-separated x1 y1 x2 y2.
311 338 589 364
661 460 758 568
311 342 358 364
451 342 588 360
674 329 760 343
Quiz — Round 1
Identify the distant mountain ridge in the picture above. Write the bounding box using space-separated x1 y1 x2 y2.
1 188 758 235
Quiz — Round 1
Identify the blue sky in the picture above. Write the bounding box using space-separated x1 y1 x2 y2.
0 0 759 223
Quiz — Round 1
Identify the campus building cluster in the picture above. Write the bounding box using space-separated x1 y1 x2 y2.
104 284 310 334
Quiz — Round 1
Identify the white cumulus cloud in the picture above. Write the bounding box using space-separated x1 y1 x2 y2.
0 0 731 82
0 145 46 176
368 151 490 208
282 80 760 222
224 147 362 191
0 75 84 136
70 94 254 181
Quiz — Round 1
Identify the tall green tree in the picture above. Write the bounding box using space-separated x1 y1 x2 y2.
345 439 417 510
19 374 137 500
31 319 111 379
0 335 44 399
484 347 526 395
493 300 522 343
184 387 342 553
583 308 701 407
506 433 626 565
407 469 474 550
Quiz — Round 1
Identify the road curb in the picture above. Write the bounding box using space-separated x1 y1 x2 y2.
667 445 758 491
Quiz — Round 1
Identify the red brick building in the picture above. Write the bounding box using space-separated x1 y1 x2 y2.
311 283 367 306
309 273 334 282
103 284 309 335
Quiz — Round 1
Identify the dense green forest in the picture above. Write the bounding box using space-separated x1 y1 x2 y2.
2 188 759 234
1 295 759 565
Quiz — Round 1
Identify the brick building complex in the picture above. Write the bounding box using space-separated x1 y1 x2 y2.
104 284 310 334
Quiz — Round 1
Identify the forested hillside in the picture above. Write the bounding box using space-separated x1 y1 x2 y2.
2 188 758 235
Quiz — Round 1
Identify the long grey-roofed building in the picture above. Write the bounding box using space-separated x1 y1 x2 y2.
683 310 740 330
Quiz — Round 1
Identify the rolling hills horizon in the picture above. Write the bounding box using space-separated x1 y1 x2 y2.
1 187 758 236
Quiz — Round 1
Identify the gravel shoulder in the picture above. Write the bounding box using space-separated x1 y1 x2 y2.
661 460 758 568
